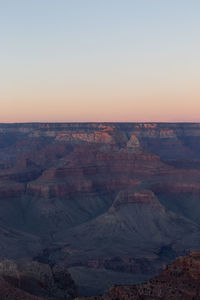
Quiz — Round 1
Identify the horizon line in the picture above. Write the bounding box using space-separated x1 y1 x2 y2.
1 121 200 125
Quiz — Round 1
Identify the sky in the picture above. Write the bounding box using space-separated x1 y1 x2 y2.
0 0 200 123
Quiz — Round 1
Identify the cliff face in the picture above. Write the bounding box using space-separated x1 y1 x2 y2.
78 251 200 300
1 123 200 295
0 259 77 300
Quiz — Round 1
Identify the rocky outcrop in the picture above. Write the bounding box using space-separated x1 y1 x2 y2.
0 259 77 300
78 251 200 299
111 189 164 212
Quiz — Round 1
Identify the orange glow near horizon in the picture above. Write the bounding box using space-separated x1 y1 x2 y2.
1 91 200 123
1 1 200 123
1 76 200 122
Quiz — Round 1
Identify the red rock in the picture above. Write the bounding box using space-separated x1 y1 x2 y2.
111 189 165 212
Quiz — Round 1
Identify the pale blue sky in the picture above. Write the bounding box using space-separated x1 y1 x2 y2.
0 0 200 122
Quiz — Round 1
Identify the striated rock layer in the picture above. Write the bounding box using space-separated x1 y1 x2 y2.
1 123 200 295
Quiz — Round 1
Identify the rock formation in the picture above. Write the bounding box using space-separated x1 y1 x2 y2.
77 251 200 299
1 123 200 295
0 259 77 299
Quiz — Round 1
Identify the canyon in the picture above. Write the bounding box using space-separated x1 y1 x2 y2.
0 122 200 297
78 251 200 300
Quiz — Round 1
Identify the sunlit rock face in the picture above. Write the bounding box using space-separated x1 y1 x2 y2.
78 252 200 300
1 122 200 296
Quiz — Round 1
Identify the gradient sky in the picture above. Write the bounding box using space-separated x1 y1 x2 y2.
0 0 200 122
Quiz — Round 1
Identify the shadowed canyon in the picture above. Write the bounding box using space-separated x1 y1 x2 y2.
0 122 200 298
78 251 200 300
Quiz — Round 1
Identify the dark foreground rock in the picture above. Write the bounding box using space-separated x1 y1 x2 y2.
78 251 200 300
0 260 77 300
